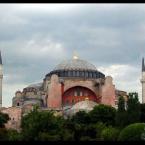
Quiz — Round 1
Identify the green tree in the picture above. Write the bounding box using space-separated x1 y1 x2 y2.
7 129 22 141
140 103 145 122
115 96 127 127
0 128 8 141
0 112 9 128
126 92 140 125
101 126 120 141
21 107 64 141
89 104 116 125
71 111 90 125
118 123 145 141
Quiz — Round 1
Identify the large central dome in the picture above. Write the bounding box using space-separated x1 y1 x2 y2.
54 58 97 71
46 57 105 79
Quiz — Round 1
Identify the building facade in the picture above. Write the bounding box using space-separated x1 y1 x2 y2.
1 54 128 130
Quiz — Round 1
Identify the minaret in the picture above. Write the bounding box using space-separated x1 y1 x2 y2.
141 57 145 103
0 51 3 108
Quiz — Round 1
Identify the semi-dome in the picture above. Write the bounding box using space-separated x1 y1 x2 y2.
64 100 98 116
53 58 97 71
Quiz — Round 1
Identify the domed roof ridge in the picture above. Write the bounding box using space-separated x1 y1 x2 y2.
53 58 97 71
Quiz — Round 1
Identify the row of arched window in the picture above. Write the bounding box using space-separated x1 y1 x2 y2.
47 70 105 79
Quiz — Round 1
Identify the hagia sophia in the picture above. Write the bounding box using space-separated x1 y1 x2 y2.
0 51 134 131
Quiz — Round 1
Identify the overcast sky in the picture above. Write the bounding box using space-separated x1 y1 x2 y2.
0 4 145 107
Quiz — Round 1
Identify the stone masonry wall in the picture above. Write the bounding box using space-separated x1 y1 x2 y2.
101 76 116 107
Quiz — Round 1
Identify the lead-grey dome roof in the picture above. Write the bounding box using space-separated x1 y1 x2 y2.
53 58 97 71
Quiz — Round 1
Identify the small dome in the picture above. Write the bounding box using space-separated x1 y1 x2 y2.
28 83 42 89
53 58 97 71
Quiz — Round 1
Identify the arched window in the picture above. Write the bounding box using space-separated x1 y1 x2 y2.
65 71 68 77
70 71 73 77
82 71 85 77
77 90 80 96
79 71 82 77
60 71 63 77
68 71 71 77
85 72 88 77
76 71 79 77
89 72 92 78
17 102 20 106
93 72 96 78
73 71 75 77
74 91 77 96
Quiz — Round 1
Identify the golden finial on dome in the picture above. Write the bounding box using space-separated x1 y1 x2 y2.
73 50 79 60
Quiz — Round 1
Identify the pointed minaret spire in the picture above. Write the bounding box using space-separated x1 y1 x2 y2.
142 57 145 72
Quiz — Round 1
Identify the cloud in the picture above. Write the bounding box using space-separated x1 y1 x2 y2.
0 4 145 106
98 64 142 102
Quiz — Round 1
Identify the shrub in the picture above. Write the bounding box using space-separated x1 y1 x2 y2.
0 128 8 141
37 132 61 141
118 123 145 141
89 104 116 125
7 129 22 141
101 126 120 141
94 122 107 140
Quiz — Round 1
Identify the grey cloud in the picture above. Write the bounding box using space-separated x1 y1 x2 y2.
0 4 145 106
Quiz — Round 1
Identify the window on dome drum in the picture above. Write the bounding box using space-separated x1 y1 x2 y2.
17 102 20 106
70 71 73 76
60 71 63 77
85 72 88 77
79 71 82 77
73 71 75 77
98 73 100 78
89 72 92 78
76 71 79 77
82 71 85 77
93 72 96 78
80 91 83 96
68 71 71 77
75 71 77 76
65 71 68 77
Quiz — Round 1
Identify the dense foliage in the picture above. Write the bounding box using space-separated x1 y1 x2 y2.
89 104 116 125
126 92 140 125
1 92 145 141
115 96 127 127
118 123 145 141
0 112 9 128
21 106 64 141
